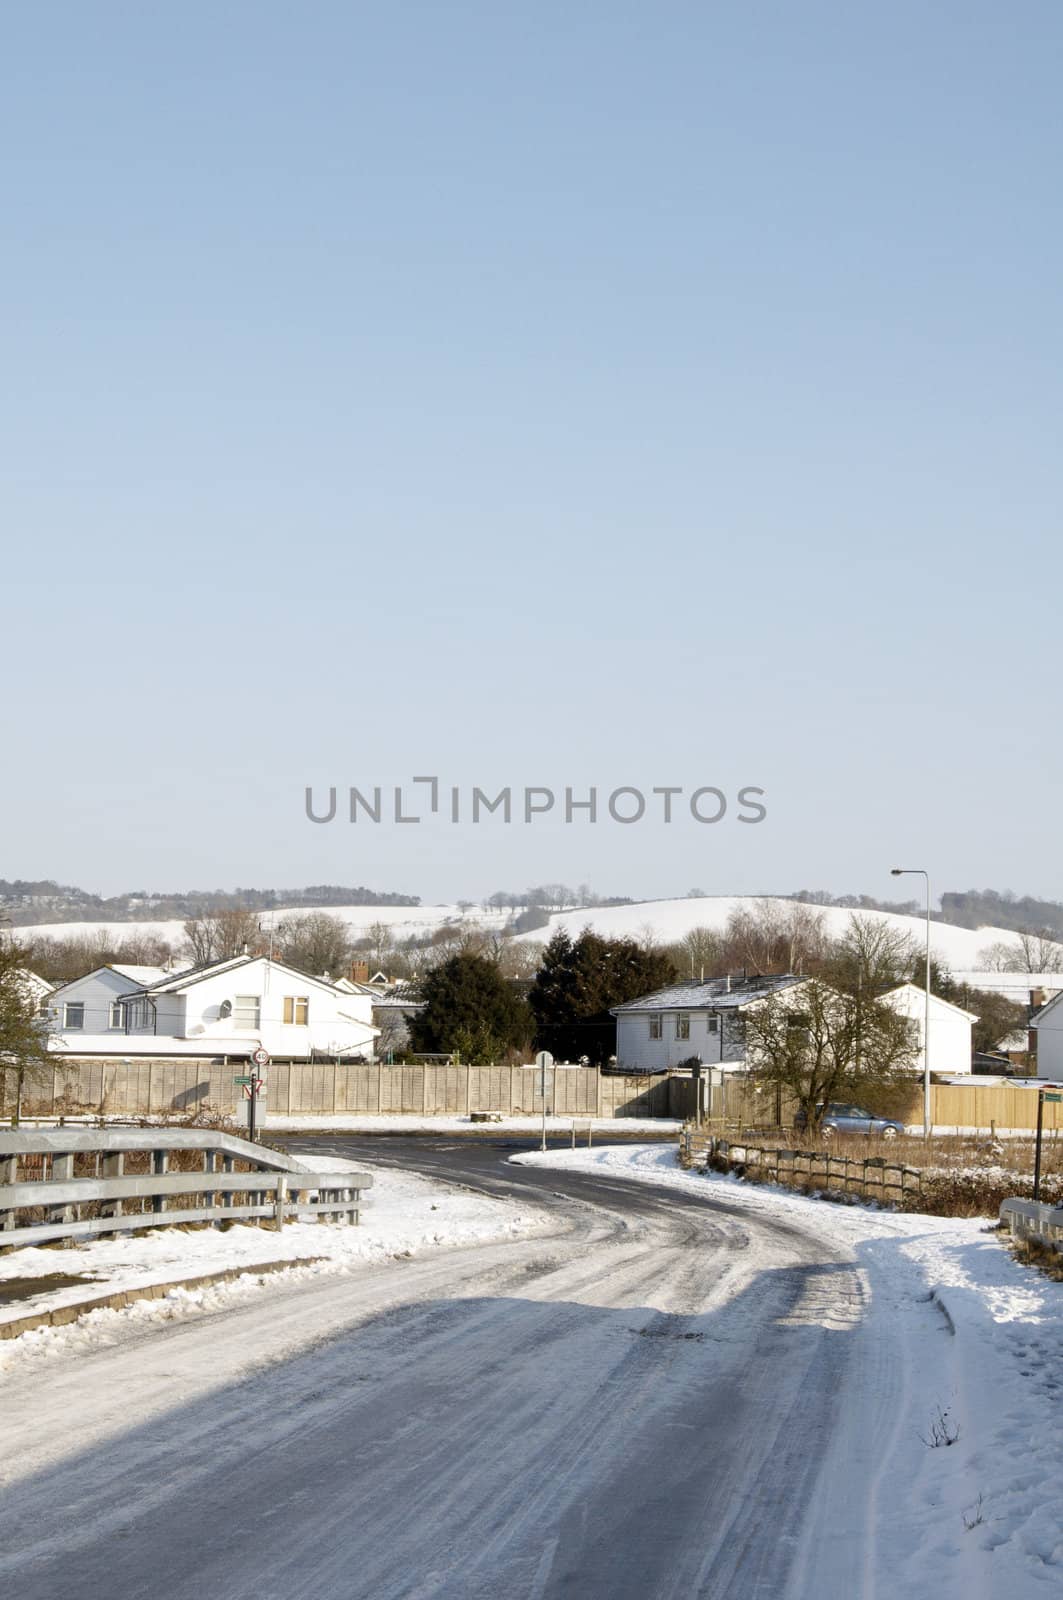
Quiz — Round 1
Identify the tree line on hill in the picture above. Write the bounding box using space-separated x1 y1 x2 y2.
0 880 421 926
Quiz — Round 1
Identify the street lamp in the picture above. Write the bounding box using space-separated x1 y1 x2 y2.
891 867 931 1140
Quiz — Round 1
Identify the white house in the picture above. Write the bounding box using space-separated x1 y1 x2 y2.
12 969 54 1009
879 985 978 1076
44 955 378 1061
611 975 810 1073
1029 992 1063 1080
44 964 170 1036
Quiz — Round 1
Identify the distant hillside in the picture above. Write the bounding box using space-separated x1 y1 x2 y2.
939 889 1063 938
0 880 421 927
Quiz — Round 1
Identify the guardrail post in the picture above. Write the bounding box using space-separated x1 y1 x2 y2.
274 1174 288 1230
152 1149 168 1214
102 1151 124 1217
52 1153 75 1227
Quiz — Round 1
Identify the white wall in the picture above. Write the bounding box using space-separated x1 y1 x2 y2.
881 987 973 1075
174 960 377 1059
45 969 138 1036
1033 1004 1063 1079
615 1009 734 1072
47 958 378 1060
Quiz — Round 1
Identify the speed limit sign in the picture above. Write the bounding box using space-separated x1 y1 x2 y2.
251 1047 270 1068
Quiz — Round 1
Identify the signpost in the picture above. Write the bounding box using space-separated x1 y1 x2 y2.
243 1050 270 1142
1034 1088 1063 1201
535 1050 553 1152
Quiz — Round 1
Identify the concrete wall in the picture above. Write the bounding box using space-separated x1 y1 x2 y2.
21 1059 679 1120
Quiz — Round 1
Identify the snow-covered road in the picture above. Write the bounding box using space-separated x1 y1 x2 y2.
0 1140 1058 1598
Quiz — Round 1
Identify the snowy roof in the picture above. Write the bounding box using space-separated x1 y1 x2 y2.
109 964 170 984
134 953 365 999
611 974 807 1014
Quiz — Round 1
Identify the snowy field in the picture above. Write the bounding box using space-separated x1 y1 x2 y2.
0 1155 549 1360
514 1144 1063 1590
510 893 1060 969
13 894 1058 973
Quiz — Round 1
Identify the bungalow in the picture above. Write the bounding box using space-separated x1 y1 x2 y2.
44 954 379 1061
611 974 810 1073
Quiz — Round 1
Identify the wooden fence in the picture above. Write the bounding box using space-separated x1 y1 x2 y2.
19 1060 681 1121
704 1136 924 1205
675 1076 1063 1134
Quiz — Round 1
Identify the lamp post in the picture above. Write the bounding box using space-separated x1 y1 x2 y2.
891 867 932 1140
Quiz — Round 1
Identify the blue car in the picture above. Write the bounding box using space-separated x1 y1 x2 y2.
797 1103 905 1139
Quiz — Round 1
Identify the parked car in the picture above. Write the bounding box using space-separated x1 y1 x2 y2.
795 1102 904 1139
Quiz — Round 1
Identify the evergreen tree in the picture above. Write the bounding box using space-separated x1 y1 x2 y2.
409 953 531 1063
528 931 677 1065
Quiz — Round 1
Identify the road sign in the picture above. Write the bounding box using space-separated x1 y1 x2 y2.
233 1075 253 1086
1044 1093 1062 1103
535 1051 553 1071
242 1084 254 1100
251 1047 270 1067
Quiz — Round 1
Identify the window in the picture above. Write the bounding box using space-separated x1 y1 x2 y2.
675 1014 690 1040
648 1015 662 1040
786 1011 811 1045
108 1002 125 1030
233 995 261 1029
283 996 310 1026
706 1016 719 1035
63 1002 85 1030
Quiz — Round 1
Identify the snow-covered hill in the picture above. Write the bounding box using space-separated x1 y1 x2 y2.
511 895 1060 970
14 903 508 952
15 893 1061 975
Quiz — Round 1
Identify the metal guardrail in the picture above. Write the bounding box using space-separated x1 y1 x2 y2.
0 1129 372 1249
1000 1196 1063 1248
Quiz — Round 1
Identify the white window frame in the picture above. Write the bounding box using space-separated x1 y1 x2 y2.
706 1015 719 1035
108 1001 125 1030
675 1014 690 1041
233 995 261 1030
63 1002 85 1030
283 995 310 1026
648 1015 662 1040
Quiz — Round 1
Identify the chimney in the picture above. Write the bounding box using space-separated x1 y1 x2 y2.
351 960 370 984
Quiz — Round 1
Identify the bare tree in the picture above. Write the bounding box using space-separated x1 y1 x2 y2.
976 932 1063 974
826 914 917 994
725 901 828 975
183 908 262 965
742 977 919 1130
275 912 351 977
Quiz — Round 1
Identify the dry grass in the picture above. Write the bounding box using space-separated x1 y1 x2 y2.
1005 1235 1063 1282
710 1126 1063 1217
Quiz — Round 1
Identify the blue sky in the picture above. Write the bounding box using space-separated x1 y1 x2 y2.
3 2 1060 905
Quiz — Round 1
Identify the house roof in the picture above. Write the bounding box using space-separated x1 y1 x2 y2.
131 953 366 1000
611 974 807 1015
881 983 980 1023
45 964 170 999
